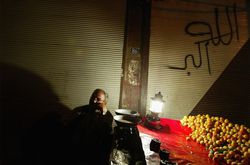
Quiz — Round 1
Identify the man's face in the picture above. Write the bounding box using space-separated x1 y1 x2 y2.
91 91 107 113
93 92 106 105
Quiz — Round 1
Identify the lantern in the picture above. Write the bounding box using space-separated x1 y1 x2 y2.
145 92 165 129
150 91 165 114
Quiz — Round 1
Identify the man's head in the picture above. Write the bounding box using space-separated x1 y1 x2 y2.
89 89 108 114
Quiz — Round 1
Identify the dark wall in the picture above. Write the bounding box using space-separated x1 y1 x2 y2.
190 39 250 127
0 63 72 164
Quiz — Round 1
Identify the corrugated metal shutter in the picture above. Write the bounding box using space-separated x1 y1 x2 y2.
1 0 126 113
147 0 249 119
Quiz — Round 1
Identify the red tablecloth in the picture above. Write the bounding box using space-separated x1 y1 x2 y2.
137 118 218 165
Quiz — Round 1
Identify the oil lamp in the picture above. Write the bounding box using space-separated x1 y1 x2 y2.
145 91 165 129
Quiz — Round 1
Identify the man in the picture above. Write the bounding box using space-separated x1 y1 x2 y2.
68 89 113 165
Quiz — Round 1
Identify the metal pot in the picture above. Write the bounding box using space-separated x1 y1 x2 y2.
114 115 141 127
115 109 139 116
114 109 141 127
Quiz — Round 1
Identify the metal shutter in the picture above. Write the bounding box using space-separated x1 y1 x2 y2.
1 0 126 113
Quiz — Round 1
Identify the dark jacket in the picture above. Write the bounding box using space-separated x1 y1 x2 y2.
67 105 113 165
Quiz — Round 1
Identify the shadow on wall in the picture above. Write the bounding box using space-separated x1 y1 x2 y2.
190 39 250 127
0 62 72 165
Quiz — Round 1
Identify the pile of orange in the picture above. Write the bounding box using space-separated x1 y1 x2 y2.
180 114 250 165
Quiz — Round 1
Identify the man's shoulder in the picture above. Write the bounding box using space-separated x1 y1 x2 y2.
103 111 114 126
72 105 91 116
105 110 113 118
73 105 89 111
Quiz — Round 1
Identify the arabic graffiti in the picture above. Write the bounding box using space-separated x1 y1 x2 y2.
167 4 239 75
